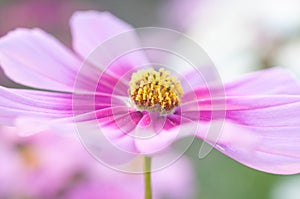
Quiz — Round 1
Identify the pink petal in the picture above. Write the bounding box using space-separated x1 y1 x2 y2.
133 114 196 154
180 67 300 173
223 68 300 128
181 95 300 121
0 28 90 92
78 107 144 154
181 68 300 126
220 95 300 129
75 119 137 165
0 85 132 136
183 96 300 174
0 87 86 135
94 72 130 96
225 67 300 95
70 11 149 82
182 67 300 103
83 110 193 155
198 121 300 174
0 87 73 125
70 11 132 59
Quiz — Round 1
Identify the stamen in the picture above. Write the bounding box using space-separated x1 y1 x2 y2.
129 68 183 114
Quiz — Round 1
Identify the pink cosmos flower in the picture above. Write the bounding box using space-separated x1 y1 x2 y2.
0 126 91 198
0 126 195 199
0 10 300 175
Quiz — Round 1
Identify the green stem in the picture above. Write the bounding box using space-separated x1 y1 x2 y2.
143 156 152 199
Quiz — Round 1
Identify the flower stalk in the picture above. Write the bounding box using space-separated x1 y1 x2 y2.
143 156 152 199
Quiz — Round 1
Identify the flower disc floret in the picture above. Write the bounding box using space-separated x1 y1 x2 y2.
129 68 183 114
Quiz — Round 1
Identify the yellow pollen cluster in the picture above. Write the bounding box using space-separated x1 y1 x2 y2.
129 68 183 114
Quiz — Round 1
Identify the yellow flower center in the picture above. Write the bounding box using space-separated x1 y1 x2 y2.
129 68 183 114
17 144 39 169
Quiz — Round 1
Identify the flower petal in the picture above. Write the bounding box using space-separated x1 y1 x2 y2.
133 114 197 154
199 121 300 174
227 96 300 127
75 119 137 165
70 11 133 59
0 87 120 125
182 67 300 103
181 67 300 174
181 95 300 120
225 67 300 95
79 107 144 154
70 11 149 82
0 28 88 92
0 87 74 125
223 68 300 127
181 67 300 126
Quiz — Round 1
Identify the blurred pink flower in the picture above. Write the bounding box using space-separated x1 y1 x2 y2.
0 126 195 199
0 0 101 46
0 11 300 175
0 126 93 198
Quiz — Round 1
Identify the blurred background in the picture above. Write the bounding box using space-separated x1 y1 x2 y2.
0 0 300 199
